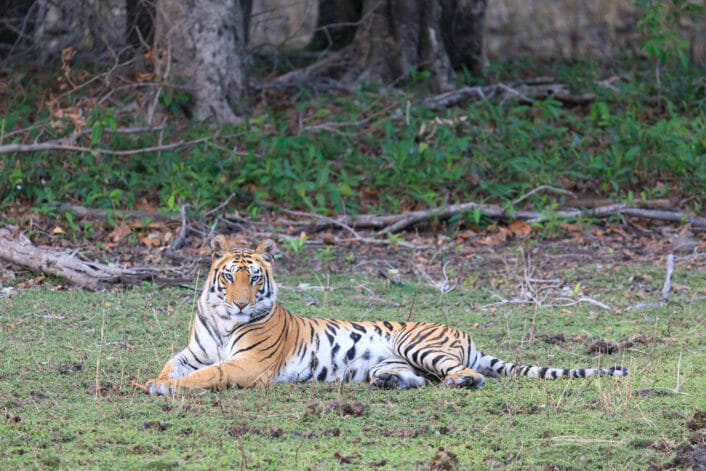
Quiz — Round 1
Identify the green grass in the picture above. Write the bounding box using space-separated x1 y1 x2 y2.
1 263 704 469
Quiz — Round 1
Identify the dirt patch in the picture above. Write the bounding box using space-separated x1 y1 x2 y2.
538 333 566 345
227 424 284 438
630 438 672 453
334 451 357 464
369 459 388 467
141 421 171 432
429 447 458 471
5 411 22 423
635 388 673 398
85 382 125 397
585 340 633 354
322 427 340 437
58 361 83 375
672 444 706 470
305 400 367 419
648 411 706 470
379 425 430 438
689 432 706 447
688 411 706 431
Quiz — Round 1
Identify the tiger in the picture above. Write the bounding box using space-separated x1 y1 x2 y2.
145 236 627 395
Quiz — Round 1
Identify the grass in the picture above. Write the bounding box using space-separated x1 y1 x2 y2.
1 260 704 469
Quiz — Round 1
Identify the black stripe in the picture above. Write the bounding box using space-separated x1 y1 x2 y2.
187 347 208 365
383 321 394 331
350 322 366 333
234 337 268 355
317 367 328 381
350 332 362 343
539 367 548 378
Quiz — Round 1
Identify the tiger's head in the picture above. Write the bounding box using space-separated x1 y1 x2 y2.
201 235 277 324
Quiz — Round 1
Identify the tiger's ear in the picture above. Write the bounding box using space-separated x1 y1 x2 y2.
210 234 231 259
255 238 276 265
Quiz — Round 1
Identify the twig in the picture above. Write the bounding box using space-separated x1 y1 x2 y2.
205 193 237 216
659 254 674 304
59 203 177 222
171 204 192 250
0 135 210 156
632 254 675 310
273 206 362 240
512 185 577 206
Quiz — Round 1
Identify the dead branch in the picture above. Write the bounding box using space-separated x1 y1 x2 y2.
170 204 192 250
660 254 675 304
231 199 705 237
512 185 576 206
58 204 178 223
632 254 675 310
396 78 595 118
0 135 210 156
0 228 186 290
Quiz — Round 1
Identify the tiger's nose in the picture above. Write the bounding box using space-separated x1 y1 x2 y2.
234 301 248 310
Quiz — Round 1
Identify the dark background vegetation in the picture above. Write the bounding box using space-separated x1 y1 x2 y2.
0 0 703 236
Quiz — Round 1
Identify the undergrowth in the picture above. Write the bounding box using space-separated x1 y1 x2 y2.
1 55 705 224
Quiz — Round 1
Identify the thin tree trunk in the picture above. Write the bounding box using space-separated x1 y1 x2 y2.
155 0 247 123
287 0 487 91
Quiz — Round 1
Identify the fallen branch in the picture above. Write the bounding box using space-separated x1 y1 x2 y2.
0 228 186 290
58 203 178 223
392 78 595 118
0 135 210 156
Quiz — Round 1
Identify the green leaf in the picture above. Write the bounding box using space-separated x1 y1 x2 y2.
91 124 104 145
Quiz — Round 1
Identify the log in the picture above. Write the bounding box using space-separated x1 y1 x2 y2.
0 229 184 290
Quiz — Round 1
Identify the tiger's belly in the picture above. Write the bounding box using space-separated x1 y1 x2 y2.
274 328 394 383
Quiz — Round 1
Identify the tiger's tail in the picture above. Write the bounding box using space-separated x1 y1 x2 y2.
471 351 627 379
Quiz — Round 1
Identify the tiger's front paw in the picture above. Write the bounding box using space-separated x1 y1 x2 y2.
145 378 178 395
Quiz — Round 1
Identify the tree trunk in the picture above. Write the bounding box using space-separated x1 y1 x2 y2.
32 0 125 63
155 0 247 123
298 0 487 90
440 0 487 75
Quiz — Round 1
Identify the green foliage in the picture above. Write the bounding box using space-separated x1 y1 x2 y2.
635 0 700 70
0 57 704 223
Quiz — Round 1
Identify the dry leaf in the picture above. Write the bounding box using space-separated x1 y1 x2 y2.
509 220 530 237
18 275 46 288
136 72 156 82
52 226 65 235
139 233 161 247
134 198 157 212
109 223 131 243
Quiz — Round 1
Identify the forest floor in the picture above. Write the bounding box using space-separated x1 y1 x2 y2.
1 239 704 470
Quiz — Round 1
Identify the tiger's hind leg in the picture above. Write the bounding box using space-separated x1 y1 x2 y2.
368 359 426 389
415 352 485 388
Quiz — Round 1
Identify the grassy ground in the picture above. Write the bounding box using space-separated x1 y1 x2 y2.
1 258 704 470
